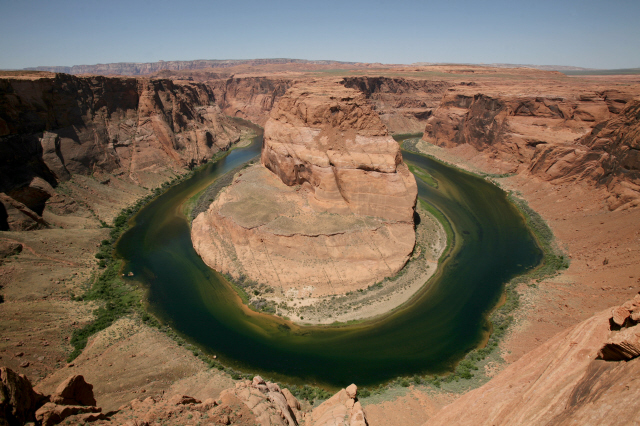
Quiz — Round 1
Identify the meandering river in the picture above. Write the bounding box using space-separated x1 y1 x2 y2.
116 134 542 388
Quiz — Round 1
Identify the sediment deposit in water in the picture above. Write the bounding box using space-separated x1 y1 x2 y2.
192 81 418 296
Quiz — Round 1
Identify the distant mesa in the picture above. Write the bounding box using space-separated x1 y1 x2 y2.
192 81 418 296
22 58 360 76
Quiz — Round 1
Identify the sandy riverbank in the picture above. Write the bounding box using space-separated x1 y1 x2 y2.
263 201 447 325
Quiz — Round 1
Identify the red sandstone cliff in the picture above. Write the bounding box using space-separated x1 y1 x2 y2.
529 99 640 210
207 77 295 126
422 90 640 209
341 76 451 133
0 73 242 230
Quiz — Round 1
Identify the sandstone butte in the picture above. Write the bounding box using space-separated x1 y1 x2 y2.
192 81 418 296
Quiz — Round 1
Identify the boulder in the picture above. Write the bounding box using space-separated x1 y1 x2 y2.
309 384 368 426
35 402 101 426
598 324 640 361
0 367 44 426
611 306 631 327
345 384 358 399
50 375 96 406
0 241 22 259
168 395 200 405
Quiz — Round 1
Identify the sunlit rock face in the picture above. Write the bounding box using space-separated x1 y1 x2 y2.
192 82 417 296
261 82 417 223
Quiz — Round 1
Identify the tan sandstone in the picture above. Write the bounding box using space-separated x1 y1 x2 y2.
192 82 417 295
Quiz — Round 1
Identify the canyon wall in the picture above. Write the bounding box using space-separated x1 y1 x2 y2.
261 82 417 222
341 76 451 133
207 77 295 125
422 89 640 209
192 82 417 295
163 75 452 134
530 99 640 210
0 72 242 230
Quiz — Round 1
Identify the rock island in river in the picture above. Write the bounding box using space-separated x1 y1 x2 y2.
191 81 445 323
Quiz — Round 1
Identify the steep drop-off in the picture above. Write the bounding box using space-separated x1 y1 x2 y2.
207 77 295 126
426 296 640 425
0 72 242 230
530 99 640 210
422 90 640 209
192 81 417 295
341 76 451 133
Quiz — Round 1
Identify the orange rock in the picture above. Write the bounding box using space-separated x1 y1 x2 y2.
35 402 101 426
598 324 640 361
426 300 640 425
0 366 45 425
50 375 96 406
345 384 358 399
192 82 417 295
310 384 369 426
611 306 631 327
262 82 417 223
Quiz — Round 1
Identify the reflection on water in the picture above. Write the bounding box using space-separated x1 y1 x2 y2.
116 136 542 388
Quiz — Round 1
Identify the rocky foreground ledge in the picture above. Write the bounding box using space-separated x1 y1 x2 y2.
425 295 640 425
192 81 418 297
1 367 368 426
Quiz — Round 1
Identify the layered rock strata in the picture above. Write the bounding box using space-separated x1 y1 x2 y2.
0 72 242 230
425 296 640 425
341 76 451 133
422 91 640 209
530 99 640 210
208 77 295 125
192 82 417 295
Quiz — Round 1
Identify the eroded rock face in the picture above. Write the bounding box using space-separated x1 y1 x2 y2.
0 367 44 425
425 296 640 426
310 383 368 426
208 77 295 126
597 295 640 361
192 82 417 295
340 76 451 133
50 375 96 406
532 99 640 210
261 82 417 223
422 91 640 210
0 73 242 230
104 375 301 426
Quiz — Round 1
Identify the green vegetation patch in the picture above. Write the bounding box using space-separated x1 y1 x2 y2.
392 135 569 391
408 164 438 188
68 171 205 362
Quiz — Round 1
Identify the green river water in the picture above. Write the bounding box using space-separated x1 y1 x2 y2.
116 134 542 388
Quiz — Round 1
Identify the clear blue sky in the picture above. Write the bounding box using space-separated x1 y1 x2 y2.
1 0 639 69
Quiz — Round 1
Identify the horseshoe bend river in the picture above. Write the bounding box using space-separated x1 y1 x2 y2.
116 135 542 388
